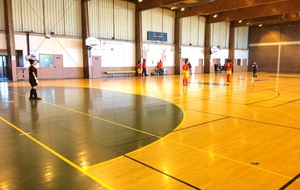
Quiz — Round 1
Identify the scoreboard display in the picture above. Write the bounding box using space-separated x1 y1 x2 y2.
147 31 167 42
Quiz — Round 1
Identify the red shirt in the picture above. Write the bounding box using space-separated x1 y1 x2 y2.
157 61 163 68
142 61 146 68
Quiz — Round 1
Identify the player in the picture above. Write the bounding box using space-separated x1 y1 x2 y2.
182 59 189 86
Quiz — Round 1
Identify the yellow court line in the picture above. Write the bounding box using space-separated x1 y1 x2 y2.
44 101 158 138
0 117 113 190
11 91 299 183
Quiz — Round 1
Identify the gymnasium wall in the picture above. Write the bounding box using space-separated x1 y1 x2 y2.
248 23 300 74
0 0 250 79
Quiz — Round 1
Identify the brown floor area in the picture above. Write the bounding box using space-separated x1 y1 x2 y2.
1 72 300 190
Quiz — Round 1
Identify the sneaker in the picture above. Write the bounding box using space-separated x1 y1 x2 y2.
35 97 42 100
29 97 35 100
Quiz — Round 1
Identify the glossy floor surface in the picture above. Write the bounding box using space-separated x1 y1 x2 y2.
0 72 300 190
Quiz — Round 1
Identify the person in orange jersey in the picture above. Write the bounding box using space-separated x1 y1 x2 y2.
225 59 233 82
182 59 189 86
157 60 163 69
156 60 164 75
137 60 142 79
142 58 148 76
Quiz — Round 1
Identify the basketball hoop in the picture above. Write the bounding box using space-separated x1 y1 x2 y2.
90 43 98 47
25 54 36 60
85 37 100 51
85 37 99 47
25 55 31 61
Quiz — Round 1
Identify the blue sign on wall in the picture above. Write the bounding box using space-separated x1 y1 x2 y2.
147 31 167 42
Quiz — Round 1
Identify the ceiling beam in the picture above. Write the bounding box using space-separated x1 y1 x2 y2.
136 0 183 11
231 13 300 27
207 0 300 24
178 0 288 18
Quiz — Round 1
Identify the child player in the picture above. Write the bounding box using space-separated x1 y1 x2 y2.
137 60 142 79
182 59 189 86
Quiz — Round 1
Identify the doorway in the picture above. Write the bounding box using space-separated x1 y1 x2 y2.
0 56 8 80
39 54 64 79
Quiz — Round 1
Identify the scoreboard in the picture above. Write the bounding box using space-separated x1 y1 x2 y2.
147 31 167 42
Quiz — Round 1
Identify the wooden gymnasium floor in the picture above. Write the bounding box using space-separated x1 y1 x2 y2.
0 72 300 190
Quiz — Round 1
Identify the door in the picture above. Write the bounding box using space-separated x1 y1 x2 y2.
54 54 63 79
0 56 8 79
92 56 101 78
39 54 54 79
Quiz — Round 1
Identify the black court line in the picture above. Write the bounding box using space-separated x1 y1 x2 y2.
123 155 202 190
189 82 229 86
86 135 201 189
246 90 280 106
87 136 202 189
268 76 300 79
250 79 268 81
183 108 300 131
279 173 300 190
173 116 230 132
270 98 300 108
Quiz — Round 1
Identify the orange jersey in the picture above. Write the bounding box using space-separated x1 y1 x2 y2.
225 62 233 71
157 61 163 68
182 64 189 71
182 63 189 78
137 63 142 74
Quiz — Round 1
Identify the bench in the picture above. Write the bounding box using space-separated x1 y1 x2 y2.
105 70 136 77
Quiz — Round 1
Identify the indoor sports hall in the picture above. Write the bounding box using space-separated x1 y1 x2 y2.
1 0 300 189
1 71 300 189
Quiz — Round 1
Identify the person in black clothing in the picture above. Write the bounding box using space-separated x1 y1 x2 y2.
187 61 192 75
28 59 42 100
214 62 219 74
252 61 258 80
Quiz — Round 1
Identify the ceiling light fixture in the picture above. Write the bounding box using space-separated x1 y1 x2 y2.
181 8 185 11
259 24 263 27
239 20 242 23
213 14 217 18
138 0 143 2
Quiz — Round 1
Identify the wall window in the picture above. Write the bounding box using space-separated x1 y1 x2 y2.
40 55 53 67
236 59 242 66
